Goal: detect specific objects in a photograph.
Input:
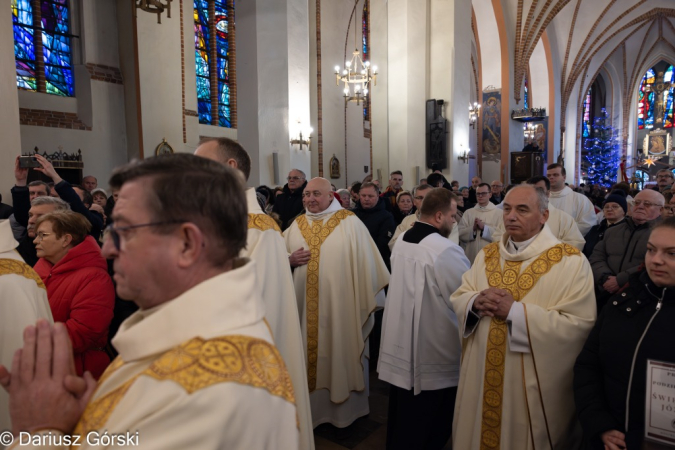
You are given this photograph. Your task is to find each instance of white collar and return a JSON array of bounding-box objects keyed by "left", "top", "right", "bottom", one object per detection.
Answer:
[
  {"left": 549, "top": 186, "right": 572, "bottom": 198},
  {"left": 505, "top": 232, "right": 540, "bottom": 255},
  {"left": 306, "top": 197, "right": 343, "bottom": 220}
]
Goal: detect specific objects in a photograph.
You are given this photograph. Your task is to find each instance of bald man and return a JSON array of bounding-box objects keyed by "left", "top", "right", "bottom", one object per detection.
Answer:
[
  {"left": 195, "top": 138, "right": 314, "bottom": 450},
  {"left": 589, "top": 189, "right": 665, "bottom": 310},
  {"left": 284, "top": 177, "right": 390, "bottom": 428}
]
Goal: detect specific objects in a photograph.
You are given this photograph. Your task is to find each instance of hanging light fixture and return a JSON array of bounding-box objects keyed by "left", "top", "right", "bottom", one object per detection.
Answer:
[
  {"left": 469, "top": 102, "right": 481, "bottom": 128},
  {"left": 335, "top": 0, "right": 377, "bottom": 105},
  {"left": 135, "top": 0, "right": 172, "bottom": 24}
]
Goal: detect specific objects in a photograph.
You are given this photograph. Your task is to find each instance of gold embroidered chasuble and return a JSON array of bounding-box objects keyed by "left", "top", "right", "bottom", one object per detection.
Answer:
[
  {"left": 284, "top": 208, "right": 390, "bottom": 404},
  {"left": 12, "top": 260, "right": 300, "bottom": 450},
  {"left": 242, "top": 188, "right": 314, "bottom": 450},
  {"left": 451, "top": 227, "right": 596, "bottom": 450},
  {"left": 0, "top": 220, "right": 53, "bottom": 439}
]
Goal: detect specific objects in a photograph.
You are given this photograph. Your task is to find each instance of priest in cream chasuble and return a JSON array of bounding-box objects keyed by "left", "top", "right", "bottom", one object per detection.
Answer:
[
  {"left": 451, "top": 186, "right": 596, "bottom": 450},
  {"left": 285, "top": 178, "right": 390, "bottom": 428}
]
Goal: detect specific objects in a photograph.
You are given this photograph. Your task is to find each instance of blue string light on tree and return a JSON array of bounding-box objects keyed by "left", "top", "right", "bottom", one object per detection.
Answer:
[{"left": 583, "top": 108, "right": 620, "bottom": 187}]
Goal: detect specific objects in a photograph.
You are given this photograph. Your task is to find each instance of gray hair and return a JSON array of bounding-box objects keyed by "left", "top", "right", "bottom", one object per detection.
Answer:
[
  {"left": 31, "top": 196, "right": 70, "bottom": 210},
  {"left": 507, "top": 184, "right": 548, "bottom": 213},
  {"left": 289, "top": 168, "right": 306, "bottom": 179},
  {"left": 413, "top": 184, "right": 432, "bottom": 196},
  {"left": 336, "top": 189, "right": 350, "bottom": 196}
]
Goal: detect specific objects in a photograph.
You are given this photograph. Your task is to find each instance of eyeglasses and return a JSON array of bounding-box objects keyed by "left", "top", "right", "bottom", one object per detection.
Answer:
[
  {"left": 413, "top": 196, "right": 424, "bottom": 200},
  {"left": 476, "top": 192, "right": 490, "bottom": 196},
  {"left": 35, "top": 232, "right": 52, "bottom": 242},
  {"left": 492, "top": 185, "right": 503, "bottom": 188},
  {"left": 106, "top": 220, "right": 186, "bottom": 251},
  {"left": 633, "top": 200, "right": 664, "bottom": 208},
  {"left": 656, "top": 175, "right": 674, "bottom": 179},
  {"left": 287, "top": 176, "right": 304, "bottom": 181}
]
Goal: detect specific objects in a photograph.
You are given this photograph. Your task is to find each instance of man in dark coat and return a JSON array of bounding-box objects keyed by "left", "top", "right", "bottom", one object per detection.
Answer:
[
  {"left": 0, "top": 194, "right": 12, "bottom": 220},
  {"left": 273, "top": 169, "right": 307, "bottom": 230},
  {"left": 353, "top": 182, "right": 396, "bottom": 271}
]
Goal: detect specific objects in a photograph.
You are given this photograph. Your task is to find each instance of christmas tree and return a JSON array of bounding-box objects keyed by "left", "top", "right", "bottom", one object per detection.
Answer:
[{"left": 583, "top": 108, "right": 620, "bottom": 187}]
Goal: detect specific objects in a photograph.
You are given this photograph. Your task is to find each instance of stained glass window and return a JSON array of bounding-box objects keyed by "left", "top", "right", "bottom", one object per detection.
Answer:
[
  {"left": 638, "top": 68, "right": 656, "bottom": 130},
  {"left": 663, "top": 65, "right": 674, "bottom": 129},
  {"left": 194, "top": 0, "right": 232, "bottom": 128},
  {"left": 582, "top": 88, "right": 591, "bottom": 138},
  {"left": 12, "top": 0, "right": 73, "bottom": 96},
  {"left": 362, "top": 0, "right": 369, "bottom": 122},
  {"left": 523, "top": 77, "right": 529, "bottom": 110}
]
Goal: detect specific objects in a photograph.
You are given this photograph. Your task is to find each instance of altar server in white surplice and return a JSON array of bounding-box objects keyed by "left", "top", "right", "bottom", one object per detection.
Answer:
[
  {"left": 459, "top": 183, "right": 502, "bottom": 264},
  {"left": 379, "top": 189, "right": 469, "bottom": 450},
  {"left": 285, "top": 177, "right": 390, "bottom": 429},
  {"left": 493, "top": 176, "right": 586, "bottom": 251},
  {"left": 0, "top": 219, "right": 52, "bottom": 445},
  {"left": 451, "top": 185, "right": 596, "bottom": 450},
  {"left": 547, "top": 163, "right": 597, "bottom": 236},
  {"left": 195, "top": 137, "right": 314, "bottom": 450},
  {"left": 1, "top": 155, "right": 298, "bottom": 449}
]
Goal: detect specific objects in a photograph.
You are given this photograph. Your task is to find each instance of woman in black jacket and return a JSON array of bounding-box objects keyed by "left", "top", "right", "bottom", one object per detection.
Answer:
[{"left": 574, "top": 217, "right": 675, "bottom": 450}]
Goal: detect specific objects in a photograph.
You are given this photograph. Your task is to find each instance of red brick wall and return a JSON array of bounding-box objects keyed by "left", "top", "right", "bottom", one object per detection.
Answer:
[
  {"left": 19, "top": 108, "right": 91, "bottom": 130},
  {"left": 85, "top": 63, "right": 124, "bottom": 84}
]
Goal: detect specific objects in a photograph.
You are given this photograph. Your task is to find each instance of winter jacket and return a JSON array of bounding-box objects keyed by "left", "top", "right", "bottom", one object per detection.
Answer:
[
  {"left": 589, "top": 217, "right": 659, "bottom": 288},
  {"left": 574, "top": 269, "right": 675, "bottom": 450},
  {"left": 582, "top": 218, "right": 624, "bottom": 259},
  {"left": 34, "top": 235, "right": 115, "bottom": 379},
  {"left": 273, "top": 181, "right": 307, "bottom": 231},
  {"left": 352, "top": 198, "right": 396, "bottom": 270}
]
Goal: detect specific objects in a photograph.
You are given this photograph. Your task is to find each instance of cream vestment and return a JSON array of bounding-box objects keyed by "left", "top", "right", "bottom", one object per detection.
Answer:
[
  {"left": 284, "top": 199, "right": 390, "bottom": 428},
  {"left": 243, "top": 188, "right": 314, "bottom": 450},
  {"left": 0, "top": 220, "right": 53, "bottom": 446},
  {"left": 549, "top": 186, "right": 597, "bottom": 236},
  {"left": 11, "top": 260, "right": 298, "bottom": 449},
  {"left": 458, "top": 202, "right": 503, "bottom": 264},
  {"left": 451, "top": 226, "right": 596, "bottom": 450}
]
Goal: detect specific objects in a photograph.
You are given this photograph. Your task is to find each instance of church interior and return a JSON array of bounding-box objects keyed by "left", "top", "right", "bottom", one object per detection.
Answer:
[
  {"left": 2, "top": 1, "right": 675, "bottom": 449},
  {"left": 2, "top": 0, "right": 675, "bottom": 198}
]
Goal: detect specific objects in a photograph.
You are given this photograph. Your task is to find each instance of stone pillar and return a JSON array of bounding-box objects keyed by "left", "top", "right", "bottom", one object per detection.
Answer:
[
  {"left": 236, "top": 0, "right": 311, "bottom": 186},
  {"left": 0, "top": 0, "right": 23, "bottom": 205}
]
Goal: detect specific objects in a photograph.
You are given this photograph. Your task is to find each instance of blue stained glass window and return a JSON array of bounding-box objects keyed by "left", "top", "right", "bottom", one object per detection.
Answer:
[
  {"left": 582, "top": 88, "right": 591, "bottom": 138},
  {"left": 362, "top": 0, "right": 369, "bottom": 122},
  {"left": 194, "top": 0, "right": 231, "bottom": 128},
  {"left": 664, "top": 65, "right": 674, "bottom": 129},
  {"left": 12, "top": 0, "right": 73, "bottom": 96},
  {"left": 524, "top": 77, "right": 529, "bottom": 110},
  {"left": 638, "top": 68, "right": 656, "bottom": 130}
]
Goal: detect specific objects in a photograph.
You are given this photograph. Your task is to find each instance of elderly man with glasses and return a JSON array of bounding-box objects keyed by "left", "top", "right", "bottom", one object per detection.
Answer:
[
  {"left": 489, "top": 180, "right": 504, "bottom": 205},
  {"left": 273, "top": 169, "right": 308, "bottom": 230},
  {"left": 589, "top": 189, "right": 665, "bottom": 311},
  {"left": 654, "top": 169, "right": 674, "bottom": 193}
]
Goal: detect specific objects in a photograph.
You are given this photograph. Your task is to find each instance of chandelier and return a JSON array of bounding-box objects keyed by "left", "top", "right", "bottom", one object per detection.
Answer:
[
  {"left": 335, "top": 0, "right": 377, "bottom": 105},
  {"left": 135, "top": 0, "right": 172, "bottom": 24},
  {"left": 469, "top": 102, "right": 481, "bottom": 128}
]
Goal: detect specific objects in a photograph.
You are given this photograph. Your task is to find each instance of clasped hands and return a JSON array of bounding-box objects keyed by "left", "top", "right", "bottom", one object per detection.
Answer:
[
  {"left": 0, "top": 320, "right": 96, "bottom": 438},
  {"left": 472, "top": 287, "right": 515, "bottom": 320},
  {"left": 473, "top": 218, "right": 485, "bottom": 232}
]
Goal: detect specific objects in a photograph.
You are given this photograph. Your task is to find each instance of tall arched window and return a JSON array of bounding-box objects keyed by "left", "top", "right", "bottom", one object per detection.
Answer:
[
  {"left": 12, "top": 0, "right": 74, "bottom": 97},
  {"left": 523, "top": 77, "right": 529, "bottom": 110},
  {"left": 663, "top": 65, "right": 674, "bottom": 128},
  {"left": 638, "top": 68, "right": 657, "bottom": 130},
  {"left": 362, "top": 0, "right": 370, "bottom": 122},
  {"left": 582, "top": 88, "right": 592, "bottom": 138},
  {"left": 194, "top": 0, "right": 233, "bottom": 128}
]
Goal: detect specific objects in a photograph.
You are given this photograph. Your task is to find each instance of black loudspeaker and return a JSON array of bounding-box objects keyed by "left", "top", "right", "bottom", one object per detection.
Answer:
[{"left": 511, "top": 152, "right": 545, "bottom": 184}]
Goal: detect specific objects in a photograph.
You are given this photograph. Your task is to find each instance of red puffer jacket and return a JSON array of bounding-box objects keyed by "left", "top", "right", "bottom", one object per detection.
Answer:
[{"left": 34, "top": 236, "right": 115, "bottom": 379}]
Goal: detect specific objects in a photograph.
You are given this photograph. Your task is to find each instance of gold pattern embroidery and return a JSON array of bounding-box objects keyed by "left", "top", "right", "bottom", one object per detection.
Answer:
[
  {"left": 478, "top": 242, "right": 579, "bottom": 450},
  {"left": 0, "top": 258, "right": 45, "bottom": 289},
  {"left": 248, "top": 213, "right": 282, "bottom": 234},
  {"left": 296, "top": 210, "right": 354, "bottom": 391},
  {"left": 73, "top": 335, "right": 295, "bottom": 437}
]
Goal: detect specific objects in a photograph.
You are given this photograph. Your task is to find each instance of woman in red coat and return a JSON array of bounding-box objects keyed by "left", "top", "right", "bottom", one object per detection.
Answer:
[{"left": 33, "top": 210, "right": 114, "bottom": 379}]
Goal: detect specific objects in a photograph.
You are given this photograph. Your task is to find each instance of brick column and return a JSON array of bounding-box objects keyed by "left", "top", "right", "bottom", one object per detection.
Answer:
[{"left": 32, "top": 0, "right": 46, "bottom": 93}]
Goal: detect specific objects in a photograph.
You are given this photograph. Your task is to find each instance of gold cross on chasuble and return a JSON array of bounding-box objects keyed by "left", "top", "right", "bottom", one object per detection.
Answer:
[
  {"left": 478, "top": 242, "right": 580, "bottom": 450},
  {"left": 296, "top": 210, "right": 354, "bottom": 391}
]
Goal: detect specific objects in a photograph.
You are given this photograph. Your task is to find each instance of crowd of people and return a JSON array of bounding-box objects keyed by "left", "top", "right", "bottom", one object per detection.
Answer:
[{"left": 0, "top": 142, "right": 673, "bottom": 450}]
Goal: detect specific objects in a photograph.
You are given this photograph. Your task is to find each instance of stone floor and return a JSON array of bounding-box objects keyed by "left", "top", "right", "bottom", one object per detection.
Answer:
[{"left": 313, "top": 370, "right": 452, "bottom": 450}]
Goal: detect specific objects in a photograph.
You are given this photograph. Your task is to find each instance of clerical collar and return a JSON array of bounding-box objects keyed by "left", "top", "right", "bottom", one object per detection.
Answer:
[
  {"left": 506, "top": 232, "right": 540, "bottom": 255},
  {"left": 306, "top": 197, "right": 343, "bottom": 219}
]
